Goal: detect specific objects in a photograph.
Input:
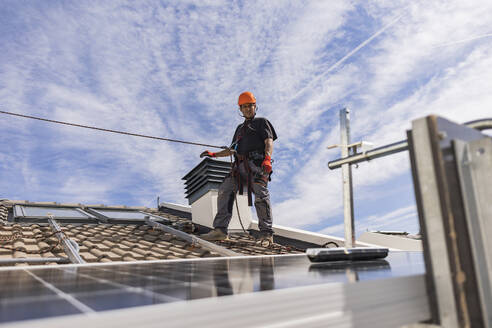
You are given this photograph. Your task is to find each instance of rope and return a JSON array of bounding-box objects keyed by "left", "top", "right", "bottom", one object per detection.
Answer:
[
  {"left": 0, "top": 110, "right": 226, "bottom": 149},
  {"left": 228, "top": 153, "right": 249, "bottom": 235},
  {"left": 227, "top": 153, "right": 276, "bottom": 246}
]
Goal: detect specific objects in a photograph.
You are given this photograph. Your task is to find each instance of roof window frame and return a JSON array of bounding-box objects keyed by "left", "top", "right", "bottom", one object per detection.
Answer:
[
  {"left": 13, "top": 205, "right": 97, "bottom": 223},
  {"left": 84, "top": 208, "right": 163, "bottom": 224}
]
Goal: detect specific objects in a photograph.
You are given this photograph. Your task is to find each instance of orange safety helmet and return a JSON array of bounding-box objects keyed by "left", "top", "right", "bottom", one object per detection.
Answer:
[{"left": 238, "top": 91, "right": 256, "bottom": 106}]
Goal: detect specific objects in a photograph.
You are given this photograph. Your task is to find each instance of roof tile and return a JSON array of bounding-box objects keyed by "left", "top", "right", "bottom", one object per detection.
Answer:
[
  {"left": 0, "top": 202, "right": 303, "bottom": 266},
  {"left": 23, "top": 238, "right": 37, "bottom": 245},
  {"left": 80, "top": 252, "right": 98, "bottom": 262},
  {"left": 13, "top": 250, "right": 27, "bottom": 258},
  {"left": 24, "top": 244, "right": 41, "bottom": 252},
  {"left": 126, "top": 251, "right": 145, "bottom": 261}
]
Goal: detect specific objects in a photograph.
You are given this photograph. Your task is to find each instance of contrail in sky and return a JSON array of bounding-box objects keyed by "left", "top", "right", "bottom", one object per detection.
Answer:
[
  {"left": 432, "top": 33, "right": 492, "bottom": 48},
  {"left": 289, "top": 13, "right": 404, "bottom": 102}
]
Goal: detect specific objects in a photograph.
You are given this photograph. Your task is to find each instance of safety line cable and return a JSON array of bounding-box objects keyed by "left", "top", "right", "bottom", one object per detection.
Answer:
[
  {"left": 0, "top": 110, "right": 226, "bottom": 149},
  {"left": 227, "top": 153, "right": 277, "bottom": 247},
  {"left": 228, "top": 153, "right": 248, "bottom": 236}
]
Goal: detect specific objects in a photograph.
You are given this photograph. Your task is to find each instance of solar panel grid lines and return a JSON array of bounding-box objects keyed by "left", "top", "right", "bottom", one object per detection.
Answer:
[
  {"left": 57, "top": 267, "right": 182, "bottom": 304},
  {"left": 0, "top": 276, "right": 429, "bottom": 328},
  {"left": 0, "top": 270, "right": 84, "bottom": 322},
  {"left": 23, "top": 270, "right": 95, "bottom": 314},
  {"left": 0, "top": 253, "right": 426, "bottom": 326}
]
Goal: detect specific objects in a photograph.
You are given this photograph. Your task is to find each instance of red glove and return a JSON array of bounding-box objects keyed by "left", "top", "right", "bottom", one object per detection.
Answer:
[
  {"left": 200, "top": 150, "right": 216, "bottom": 158},
  {"left": 261, "top": 155, "right": 272, "bottom": 173}
]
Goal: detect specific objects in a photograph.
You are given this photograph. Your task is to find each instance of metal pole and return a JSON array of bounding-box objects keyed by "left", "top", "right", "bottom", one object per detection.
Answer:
[
  {"left": 328, "top": 140, "right": 408, "bottom": 169},
  {"left": 327, "top": 118, "right": 492, "bottom": 170},
  {"left": 0, "top": 257, "right": 70, "bottom": 265},
  {"left": 48, "top": 217, "right": 85, "bottom": 264},
  {"left": 144, "top": 217, "right": 243, "bottom": 257},
  {"left": 340, "top": 108, "right": 355, "bottom": 248}
]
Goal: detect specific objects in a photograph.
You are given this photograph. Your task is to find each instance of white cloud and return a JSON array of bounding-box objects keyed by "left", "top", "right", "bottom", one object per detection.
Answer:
[
  {"left": 0, "top": 1, "right": 490, "bottom": 238},
  {"left": 318, "top": 205, "right": 418, "bottom": 237},
  {"left": 272, "top": 0, "right": 492, "bottom": 232}
]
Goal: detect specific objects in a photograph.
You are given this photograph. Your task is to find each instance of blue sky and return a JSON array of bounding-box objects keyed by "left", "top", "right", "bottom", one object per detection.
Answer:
[{"left": 1, "top": 1, "right": 491, "bottom": 238}]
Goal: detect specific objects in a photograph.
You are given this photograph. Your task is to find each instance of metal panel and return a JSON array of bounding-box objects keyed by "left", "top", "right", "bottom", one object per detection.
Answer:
[
  {"left": 144, "top": 217, "right": 241, "bottom": 257},
  {"left": 0, "top": 257, "right": 70, "bottom": 264},
  {"left": 2, "top": 273, "right": 429, "bottom": 328},
  {"left": 408, "top": 115, "right": 490, "bottom": 327},
  {"left": 455, "top": 138, "right": 492, "bottom": 328},
  {"left": 0, "top": 253, "right": 426, "bottom": 326},
  {"left": 408, "top": 116, "right": 459, "bottom": 327},
  {"left": 48, "top": 218, "right": 85, "bottom": 264}
]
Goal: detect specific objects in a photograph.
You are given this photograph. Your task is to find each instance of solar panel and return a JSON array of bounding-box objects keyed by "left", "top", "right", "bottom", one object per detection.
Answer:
[{"left": 0, "top": 252, "right": 424, "bottom": 324}]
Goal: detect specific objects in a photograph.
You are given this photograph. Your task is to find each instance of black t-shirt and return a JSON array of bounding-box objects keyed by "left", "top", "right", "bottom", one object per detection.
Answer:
[{"left": 230, "top": 117, "right": 277, "bottom": 155}]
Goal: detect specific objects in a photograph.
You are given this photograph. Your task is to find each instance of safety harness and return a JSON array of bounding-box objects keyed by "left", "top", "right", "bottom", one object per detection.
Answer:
[{"left": 230, "top": 121, "right": 271, "bottom": 206}]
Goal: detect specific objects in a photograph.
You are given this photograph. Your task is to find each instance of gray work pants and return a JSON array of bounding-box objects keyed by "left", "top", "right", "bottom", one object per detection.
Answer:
[{"left": 213, "top": 160, "right": 273, "bottom": 234}]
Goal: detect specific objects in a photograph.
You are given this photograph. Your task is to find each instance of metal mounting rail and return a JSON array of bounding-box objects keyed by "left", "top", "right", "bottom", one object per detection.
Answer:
[
  {"left": 328, "top": 118, "right": 492, "bottom": 169},
  {"left": 144, "top": 217, "right": 243, "bottom": 257},
  {"left": 48, "top": 217, "right": 85, "bottom": 264},
  {"left": 0, "top": 257, "right": 70, "bottom": 265}
]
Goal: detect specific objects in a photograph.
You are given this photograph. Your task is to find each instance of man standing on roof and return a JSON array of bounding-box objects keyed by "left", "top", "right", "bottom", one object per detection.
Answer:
[{"left": 199, "top": 91, "right": 277, "bottom": 243}]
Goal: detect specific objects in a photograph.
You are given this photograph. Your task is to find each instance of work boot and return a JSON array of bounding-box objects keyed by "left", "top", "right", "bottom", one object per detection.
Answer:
[
  {"left": 200, "top": 228, "right": 227, "bottom": 241},
  {"left": 258, "top": 231, "right": 274, "bottom": 246}
]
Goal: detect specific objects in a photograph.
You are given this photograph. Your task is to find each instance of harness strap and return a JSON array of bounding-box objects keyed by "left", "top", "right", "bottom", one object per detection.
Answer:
[
  {"left": 233, "top": 155, "right": 254, "bottom": 207},
  {"left": 243, "top": 159, "right": 253, "bottom": 207}
]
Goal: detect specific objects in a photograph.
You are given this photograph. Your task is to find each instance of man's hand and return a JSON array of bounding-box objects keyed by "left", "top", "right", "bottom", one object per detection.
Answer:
[
  {"left": 200, "top": 150, "right": 216, "bottom": 158},
  {"left": 261, "top": 155, "right": 272, "bottom": 173}
]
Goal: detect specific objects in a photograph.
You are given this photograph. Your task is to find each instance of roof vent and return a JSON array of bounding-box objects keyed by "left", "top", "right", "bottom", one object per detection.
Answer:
[{"left": 182, "top": 158, "right": 251, "bottom": 231}]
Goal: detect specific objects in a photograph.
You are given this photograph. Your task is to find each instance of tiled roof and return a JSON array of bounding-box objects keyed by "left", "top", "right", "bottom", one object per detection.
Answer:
[
  {"left": 0, "top": 201, "right": 301, "bottom": 266},
  {"left": 0, "top": 222, "right": 221, "bottom": 265},
  {"left": 0, "top": 203, "right": 8, "bottom": 225}
]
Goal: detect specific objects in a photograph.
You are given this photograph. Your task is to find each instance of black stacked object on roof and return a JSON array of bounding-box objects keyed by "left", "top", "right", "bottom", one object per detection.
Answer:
[{"left": 182, "top": 158, "right": 232, "bottom": 205}]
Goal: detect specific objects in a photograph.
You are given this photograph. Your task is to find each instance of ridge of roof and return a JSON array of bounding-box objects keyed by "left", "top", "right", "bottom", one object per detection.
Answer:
[{"left": 2, "top": 200, "right": 155, "bottom": 211}]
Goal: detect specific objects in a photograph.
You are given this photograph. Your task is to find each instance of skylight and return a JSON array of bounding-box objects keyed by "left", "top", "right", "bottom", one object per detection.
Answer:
[
  {"left": 14, "top": 205, "right": 95, "bottom": 222},
  {"left": 88, "top": 209, "right": 154, "bottom": 221}
]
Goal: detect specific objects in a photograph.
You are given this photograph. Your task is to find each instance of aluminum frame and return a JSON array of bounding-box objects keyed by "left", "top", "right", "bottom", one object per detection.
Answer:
[
  {"left": 328, "top": 118, "right": 492, "bottom": 170},
  {"left": 48, "top": 217, "right": 85, "bottom": 264},
  {"left": 454, "top": 138, "right": 492, "bottom": 328},
  {"left": 408, "top": 115, "right": 491, "bottom": 327},
  {"left": 144, "top": 216, "right": 242, "bottom": 257}
]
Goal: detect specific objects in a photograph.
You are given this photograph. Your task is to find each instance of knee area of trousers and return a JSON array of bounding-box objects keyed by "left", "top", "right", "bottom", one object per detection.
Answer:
[{"left": 254, "top": 196, "right": 269, "bottom": 204}]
